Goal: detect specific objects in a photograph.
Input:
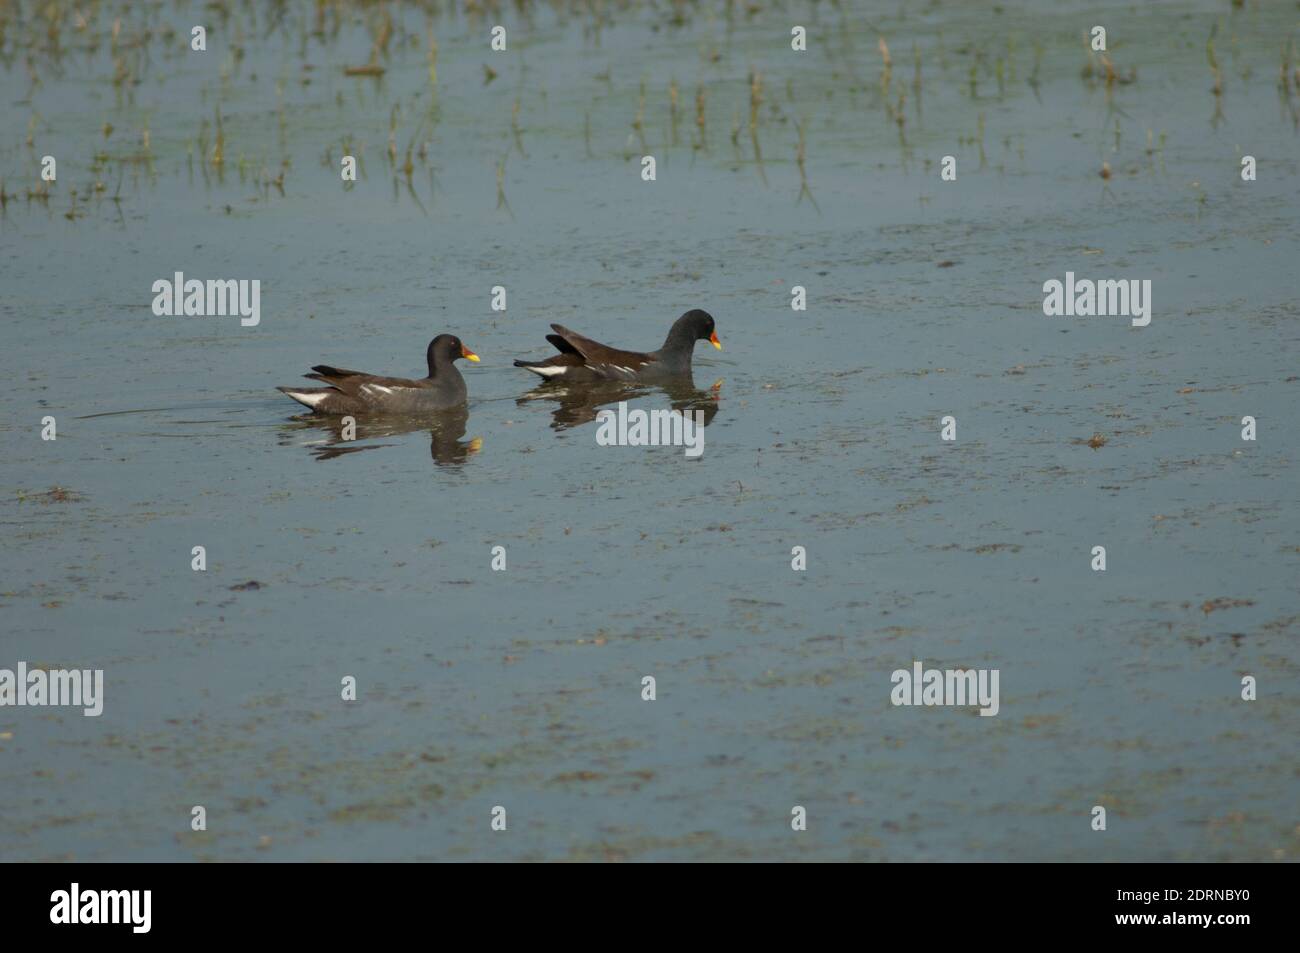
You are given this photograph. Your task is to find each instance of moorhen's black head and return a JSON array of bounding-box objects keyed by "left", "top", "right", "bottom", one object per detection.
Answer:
[
  {"left": 427, "top": 334, "right": 480, "bottom": 374},
  {"left": 670, "top": 309, "right": 722, "bottom": 351}
]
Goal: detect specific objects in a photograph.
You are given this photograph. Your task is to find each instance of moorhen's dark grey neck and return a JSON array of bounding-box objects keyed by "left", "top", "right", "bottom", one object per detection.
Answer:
[
  {"left": 427, "top": 357, "right": 465, "bottom": 389},
  {"left": 655, "top": 312, "right": 708, "bottom": 372}
]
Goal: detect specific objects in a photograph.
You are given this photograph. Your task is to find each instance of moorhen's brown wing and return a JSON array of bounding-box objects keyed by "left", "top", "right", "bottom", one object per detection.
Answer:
[
  {"left": 548, "top": 324, "right": 659, "bottom": 380},
  {"left": 303, "top": 369, "right": 424, "bottom": 396}
]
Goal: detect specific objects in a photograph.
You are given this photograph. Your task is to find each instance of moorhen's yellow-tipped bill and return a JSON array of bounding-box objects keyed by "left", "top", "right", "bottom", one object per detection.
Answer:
[
  {"left": 513, "top": 308, "right": 720, "bottom": 383},
  {"left": 461, "top": 343, "right": 481, "bottom": 362}
]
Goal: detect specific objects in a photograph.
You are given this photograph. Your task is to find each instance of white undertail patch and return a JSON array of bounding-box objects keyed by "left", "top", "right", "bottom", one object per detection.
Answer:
[
  {"left": 525, "top": 364, "right": 566, "bottom": 378},
  {"left": 285, "top": 390, "right": 329, "bottom": 409}
]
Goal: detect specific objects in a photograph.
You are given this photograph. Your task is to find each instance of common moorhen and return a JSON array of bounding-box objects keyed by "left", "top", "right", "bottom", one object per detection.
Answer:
[
  {"left": 278, "top": 334, "right": 479, "bottom": 415},
  {"left": 513, "top": 309, "right": 720, "bottom": 383}
]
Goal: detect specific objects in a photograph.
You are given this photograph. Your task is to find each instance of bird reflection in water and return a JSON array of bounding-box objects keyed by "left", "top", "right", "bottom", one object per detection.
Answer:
[
  {"left": 516, "top": 378, "right": 722, "bottom": 431},
  {"left": 280, "top": 406, "right": 482, "bottom": 467}
]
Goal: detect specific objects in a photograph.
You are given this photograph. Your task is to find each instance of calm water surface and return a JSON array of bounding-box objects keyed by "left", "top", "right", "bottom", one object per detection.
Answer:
[{"left": 1, "top": 0, "right": 1297, "bottom": 861}]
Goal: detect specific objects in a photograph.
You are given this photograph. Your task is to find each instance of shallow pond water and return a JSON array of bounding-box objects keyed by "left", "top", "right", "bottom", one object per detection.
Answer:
[{"left": 1, "top": 0, "right": 1297, "bottom": 861}]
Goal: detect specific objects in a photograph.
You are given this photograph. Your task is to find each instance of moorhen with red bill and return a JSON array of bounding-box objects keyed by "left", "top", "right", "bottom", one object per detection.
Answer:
[
  {"left": 278, "top": 334, "right": 479, "bottom": 415},
  {"left": 513, "top": 309, "right": 721, "bottom": 383}
]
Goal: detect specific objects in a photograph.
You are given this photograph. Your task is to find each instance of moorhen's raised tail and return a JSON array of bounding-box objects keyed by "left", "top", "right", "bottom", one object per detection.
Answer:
[
  {"left": 513, "top": 308, "right": 720, "bottom": 383},
  {"left": 278, "top": 333, "right": 479, "bottom": 415}
]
